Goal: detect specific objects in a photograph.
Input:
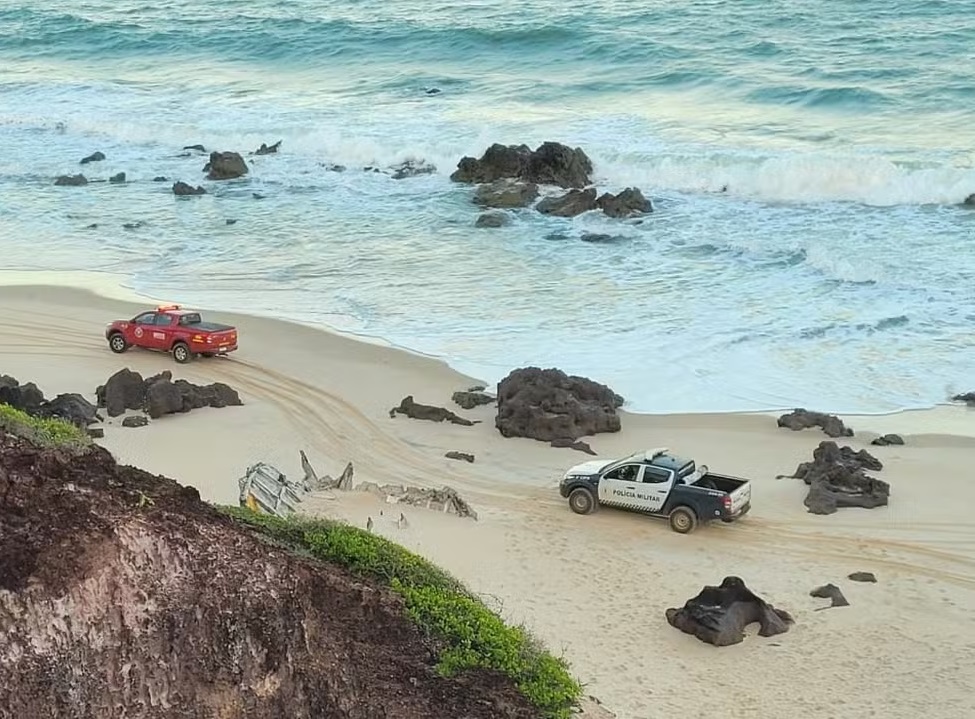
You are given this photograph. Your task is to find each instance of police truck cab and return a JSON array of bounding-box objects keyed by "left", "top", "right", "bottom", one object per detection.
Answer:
[{"left": 558, "top": 448, "right": 752, "bottom": 533}]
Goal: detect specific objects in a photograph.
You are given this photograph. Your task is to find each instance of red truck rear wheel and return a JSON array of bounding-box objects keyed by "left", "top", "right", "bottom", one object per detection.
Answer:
[{"left": 172, "top": 342, "right": 191, "bottom": 364}]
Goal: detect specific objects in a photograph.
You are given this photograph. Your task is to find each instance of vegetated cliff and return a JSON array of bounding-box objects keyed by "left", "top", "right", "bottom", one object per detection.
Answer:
[{"left": 0, "top": 406, "right": 581, "bottom": 719}]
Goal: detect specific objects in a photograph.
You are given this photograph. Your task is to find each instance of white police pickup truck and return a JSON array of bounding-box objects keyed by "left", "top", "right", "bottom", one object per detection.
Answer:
[{"left": 558, "top": 448, "right": 752, "bottom": 533}]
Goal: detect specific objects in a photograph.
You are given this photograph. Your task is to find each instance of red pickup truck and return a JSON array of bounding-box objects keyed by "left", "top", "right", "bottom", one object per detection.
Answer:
[{"left": 105, "top": 305, "right": 238, "bottom": 363}]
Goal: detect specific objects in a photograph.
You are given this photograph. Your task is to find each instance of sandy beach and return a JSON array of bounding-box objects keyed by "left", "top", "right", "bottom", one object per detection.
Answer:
[{"left": 2, "top": 275, "right": 974, "bottom": 719}]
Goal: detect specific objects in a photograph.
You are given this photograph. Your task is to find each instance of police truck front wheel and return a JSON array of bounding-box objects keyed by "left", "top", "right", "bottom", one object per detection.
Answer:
[
  {"left": 172, "top": 342, "right": 191, "bottom": 364},
  {"left": 568, "top": 488, "right": 597, "bottom": 515},
  {"left": 669, "top": 506, "right": 698, "bottom": 534}
]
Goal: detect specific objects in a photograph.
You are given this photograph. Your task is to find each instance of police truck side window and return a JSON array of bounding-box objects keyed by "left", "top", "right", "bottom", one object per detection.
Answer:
[{"left": 643, "top": 467, "right": 670, "bottom": 484}]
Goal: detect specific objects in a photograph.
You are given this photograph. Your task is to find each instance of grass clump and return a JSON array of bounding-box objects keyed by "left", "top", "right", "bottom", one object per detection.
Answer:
[
  {"left": 0, "top": 403, "right": 90, "bottom": 450},
  {"left": 222, "top": 507, "right": 582, "bottom": 718}
]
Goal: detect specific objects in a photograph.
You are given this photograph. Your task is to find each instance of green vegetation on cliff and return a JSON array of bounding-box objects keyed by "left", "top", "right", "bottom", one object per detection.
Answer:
[
  {"left": 223, "top": 508, "right": 583, "bottom": 719},
  {"left": 0, "top": 404, "right": 90, "bottom": 450}
]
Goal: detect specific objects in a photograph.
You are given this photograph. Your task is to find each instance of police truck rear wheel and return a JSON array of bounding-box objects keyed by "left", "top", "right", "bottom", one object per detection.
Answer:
[
  {"left": 172, "top": 342, "right": 191, "bottom": 364},
  {"left": 108, "top": 333, "right": 128, "bottom": 354},
  {"left": 669, "top": 506, "right": 697, "bottom": 534},
  {"left": 568, "top": 488, "right": 596, "bottom": 515}
]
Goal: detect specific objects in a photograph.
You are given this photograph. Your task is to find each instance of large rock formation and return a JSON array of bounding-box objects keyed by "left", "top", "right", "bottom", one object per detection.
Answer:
[
  {"left": 536, "top": 188, "right": 598, "bottom": 217},
  {"left": 665, "top": 576, "right": 794, "bottom": 646},
  {"left": 0, "top": 432, "right": 534, "bottom": 718},
  {"left": 596, "top": 188, "right": 652, "bottom": 217},
  {"left": 790, "top": 440, "right": 889, "bottom": 515},
  {"left": 473, "top": 179, "right": 539, "bottom": 208},
  {"left": 777, "top": 408, "right": 853, "bottom": 438},
  {"left": 951, "top": 391, "right": 975, "bottom": 405},
  {"left": 451, "top": 142, "right": 593, "bottom": 189},
  {"left": 204, "top": 150, "right": 248, "bottom": 180},
  {"left": 495, "top": 367, "right": 623, "bottom": 442},
  {"left": 96, "top": 368, "right": 242, "bottom": 419}
]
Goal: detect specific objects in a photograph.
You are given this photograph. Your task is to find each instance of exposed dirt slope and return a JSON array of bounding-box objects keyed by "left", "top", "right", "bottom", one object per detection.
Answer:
[{"left": 0, "top": 432, "right": 537, "bottom": 719}]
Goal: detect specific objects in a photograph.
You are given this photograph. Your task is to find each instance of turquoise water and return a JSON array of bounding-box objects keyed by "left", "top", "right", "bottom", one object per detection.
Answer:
[{"left": 2, "top": 0, "right": 974, "bottom": 413}]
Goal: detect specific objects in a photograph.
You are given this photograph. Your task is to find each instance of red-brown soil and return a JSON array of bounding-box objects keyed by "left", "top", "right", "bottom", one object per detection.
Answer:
[{"left": 0, "top": 432, "right": 538, "bottom": 719}]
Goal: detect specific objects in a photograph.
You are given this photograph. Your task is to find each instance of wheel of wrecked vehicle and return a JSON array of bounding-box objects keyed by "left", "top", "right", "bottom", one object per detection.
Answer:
[
  {"left": 108, "top": 332, "right": 129, "bottom": 354},
  {"left": 568, "top": 487, "right": 597, "bottom": 515},
  {"left": 669, "top": 506, "right": 697, "bottom": 534},
  {"left": 172, "top": 342, "right": 191, "bottom": 364}
]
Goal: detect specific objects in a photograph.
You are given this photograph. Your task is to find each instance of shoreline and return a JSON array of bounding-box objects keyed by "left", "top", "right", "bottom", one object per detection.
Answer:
[
  {"left": 2, "top": 269, "right": 972, "bottom": 435},
  {"left": 3, "top": 274, "right": 975, "bottom": 719}
]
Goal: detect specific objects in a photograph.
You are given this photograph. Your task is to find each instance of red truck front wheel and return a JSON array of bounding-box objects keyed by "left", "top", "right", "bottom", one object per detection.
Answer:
[{"left": 108, "top": 332, "right": 128, "bottom": 354}]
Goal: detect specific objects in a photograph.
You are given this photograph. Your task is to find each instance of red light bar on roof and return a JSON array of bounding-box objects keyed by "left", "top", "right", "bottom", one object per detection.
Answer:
[{"left": 156, "top": 304, "right": 181, "bottom": 312}]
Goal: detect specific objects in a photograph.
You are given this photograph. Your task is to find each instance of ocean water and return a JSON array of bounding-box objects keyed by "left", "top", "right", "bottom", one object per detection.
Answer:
[{"left": 1, "top": 0, "right": 974, "bottom": 414}]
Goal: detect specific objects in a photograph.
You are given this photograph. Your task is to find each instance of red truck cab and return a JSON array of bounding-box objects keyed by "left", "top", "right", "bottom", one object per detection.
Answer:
[{"left": 105, "top": 305, "right": 238, "bottom": 363}]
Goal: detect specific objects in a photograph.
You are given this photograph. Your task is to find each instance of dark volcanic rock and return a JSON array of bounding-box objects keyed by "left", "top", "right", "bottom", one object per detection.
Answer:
[
  {"left": 450, "top": 141, "right": 592, "bottom": 189},
  {"left": 97, "top": 368, "right": 146, "bottom": 417},
  {"left": 109, "top": 172, "right": 126, "bottom": 184},
  {"left": 54, "top": 174, "right": 88, "bottom": 187},
  {"left": 145, "top": 377, "right": 243, "bottom": 419},
  {"left": 536, "top": 188, "right": 598, "bottom": 217},
  {"left": 475, "top": 211, "right": 512, "bottom": 228},
  {"left": 183, "top": 144, "right": 206, "bottom": 152},
  {"left": 810, "top": 583, "right": 849, "bottom": 609},
  {"left": 391, "top": 159, "right": 436, "bottom": 179},
  {"left": 86, "top": 427, "right": 105, "bottom": 439},
  {"left": 153, "top": 176, "right": 169, "bottom": 182},
  {"left": 473, "top": 179, "right": 539, "bottom": 208},
  {"left": 951, "top": 391, "right": 975, "bottom": 405},
  {"left": 122, "top": 415, "right": 149, "bottom": 428},
  {"left": 451, "top": 390, "right": 495, "bottom": 410},
  {"left": 205, "top": 151, "right": 248, "bottom": 180},
  {"left": 254, "top": 140, "right": 282, "bottom": 155},
  {"left": 791, "top": 440, "right": 889, "bottom": 515},
  {"left": 963, "top": 193, "right": 975, "bottom": 206},
  {"left": 97, "top": 369, "right": 242, "bottom": 419},
  {"left": 390, "top": 396, "right": 475, "bottom": 426},
  {"left": 0, "top": 375, "right": 45, "bottom": 414},
  {"left": 0, "top": 432, "right": 538, "bottom": 719},
  {"left": 871, "top": 433, "right": 904, "bottom": 446},
  {"left": 173, "top": 181, "right": 207, "bottom": 196},
  {"left": 848, "top": 571, "right": 877, "bottom": 583},
  {"left": 35, "top": 393, "right": 99, "bottom": 427},
  {"left": 495, "top": 367, "right": 623, "bottom": 443},
  {"left": 665, "top": 576, "right": 794, "bottom": 647},
  {"left": 0, "top": 377, "right": 97, "bottom": 428},
  {"left": 777, "top": 408, "right": 853, "bottom": 438},
  {"left": 445, "top": 451, "right": 475, "bottom": 463},
  {"left": 80, "top": 151, "right": 105, "bottom": 165},
  {"left": 596, "top": 187, "right": 652, "bottom": 218},
  {"left": 173, "top": 180, "right": 207, "bottom": 197},
  {"left": 550, "top": 438, "right": 596, "bottom": 455}
]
